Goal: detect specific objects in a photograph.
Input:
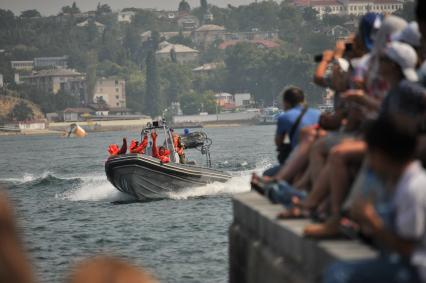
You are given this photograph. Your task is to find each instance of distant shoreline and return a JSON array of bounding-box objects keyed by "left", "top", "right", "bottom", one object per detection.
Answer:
[{"left": 0, "top": 120, "right": 264, "bottom": 137}]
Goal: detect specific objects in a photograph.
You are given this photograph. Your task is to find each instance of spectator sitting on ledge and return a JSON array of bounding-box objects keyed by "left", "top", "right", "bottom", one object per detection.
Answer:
[
  {"left": 324, "top": 116, "right": 426, "bottom": 283},
  {"left": 263, "top": 86, "right": 320, "bottom": 177}
]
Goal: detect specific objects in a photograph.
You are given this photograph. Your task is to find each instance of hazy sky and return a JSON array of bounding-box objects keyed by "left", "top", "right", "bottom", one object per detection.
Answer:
[{"left": 0, "top": 0, "right": 256, "bottom": 16}]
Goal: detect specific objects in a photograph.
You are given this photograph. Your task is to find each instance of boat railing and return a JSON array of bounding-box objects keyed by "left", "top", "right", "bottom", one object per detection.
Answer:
[{"left": 142, "top": 120, "right": 214, "bottom": 167}]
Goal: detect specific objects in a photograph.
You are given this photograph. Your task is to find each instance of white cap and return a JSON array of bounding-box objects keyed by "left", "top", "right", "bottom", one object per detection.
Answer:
[
  {"left": 391, "top": 22, "right": 421, "bottom": 48},
  {"left": 384, "top": 41, "right": 419, "bottom": 82},
  {"left": 336, "top": 58, "right": 350, "bottom": 72}
]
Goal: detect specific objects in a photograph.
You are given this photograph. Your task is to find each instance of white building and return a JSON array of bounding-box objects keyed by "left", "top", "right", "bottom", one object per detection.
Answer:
[
  {"left": 76, "top": 19, "right": 105, "bottom": 32},
  {"left": 155, "top": 44, "right": 199, "bottom": 64},
  {"left": 23, "top": 68, "right": 86, "bottom": 98},
  {"left": 177, "top": 15, "right": 200, "bottom": 30},
  {"left": 0, "top": 74, "right": 3, "bottom": 87},
  {"left": 93, "top": 78, "right": 126, "bottom": 108},
  {"left": 6, "top": 121, "right": 46, "bottom": 130},
  {"left": 215, "top": 92, "right": 234, "bottom": 108},
  {"left": 11, "top": 61, "right": 34, "bottom": 71},
  {"left": 193, "top": 25, "right": 226, "bottom": 48},
  {"left": 296, "top": 0, "right": 404, "bottom": 19},
  {"left": 118, "top": 11, "right": 135, "bottom": 23},
  {"left": 234, "top": 93, "right": 253, "bottom": 108},
  {"left": 34, "top": 56, "right": 68, "bottom": 69}
]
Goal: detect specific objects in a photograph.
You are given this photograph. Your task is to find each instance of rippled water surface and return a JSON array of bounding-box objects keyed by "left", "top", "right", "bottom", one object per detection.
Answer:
[{"left": 0, "top": 126, "right": 275, "bottom": 282}]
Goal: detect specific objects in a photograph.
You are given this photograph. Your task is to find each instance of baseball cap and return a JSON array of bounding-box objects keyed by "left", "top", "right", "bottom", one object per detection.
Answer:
[
  {"left": 391, "top": 21, "right": 421, "bottom": 48},
  {"left": 384, "top": 41, "right": 419, "bottom": 82},
  {"left": 359, "top": 13, "right": 384, "bottom": 51}
]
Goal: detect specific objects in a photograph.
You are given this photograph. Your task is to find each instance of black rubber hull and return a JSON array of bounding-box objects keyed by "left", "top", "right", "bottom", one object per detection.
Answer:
[{"left": 105, "top": 154, "right": 231, "bottom": 200}]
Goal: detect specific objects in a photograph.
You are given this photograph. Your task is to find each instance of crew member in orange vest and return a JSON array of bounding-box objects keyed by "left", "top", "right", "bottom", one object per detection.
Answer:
[
  {"left": 108, "top": 138, "right": 127, "bottom": 156},
  {"left": 151, "top": 131, "right": 170, "bottom": 163},
  {"left": 130, "top": 133, "right": 149, "bottom": 154},
  {"left": 172, "top": 132, "right": 185, "bottom": 163}
]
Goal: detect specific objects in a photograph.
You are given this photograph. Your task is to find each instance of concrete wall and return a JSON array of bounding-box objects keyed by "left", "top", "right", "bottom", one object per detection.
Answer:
[
  {"left": 49, "top": 118, "right": 152, "bottom": 131},
  {"left": 229, "top": 192, "right": 378, "bottom": 283},
  {"left": 173, "top": 112, "right": 259, "bottom": 123}
]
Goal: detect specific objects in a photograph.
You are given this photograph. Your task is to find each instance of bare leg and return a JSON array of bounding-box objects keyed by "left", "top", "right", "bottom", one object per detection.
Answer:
[
  {"left": 328, "top": 140, "right": 366, "bottom": 216},
  {"left": 308, "top": 137, "right": 329, "bottom": 185},
  {"left": 302, "top": 161, "right": 331, "bottom": 209},
  {"left": 275, "top": 126, "right": 323, "bottom": 182},
  {"left": 304, "top": 140, "right": 366, "bottom": 238}
]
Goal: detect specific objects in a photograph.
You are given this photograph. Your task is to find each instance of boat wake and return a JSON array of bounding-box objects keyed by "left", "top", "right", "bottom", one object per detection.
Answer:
[
  {"left": 166, "top": 171, "right": 252, "bottom": 200},
  {"left": 167, "top": 159, "right": 272, "bottom": 200},
  {"left": 56, "top": 175, "right": 133, "bottom": 202},
  {"left": 1, "top": 158, "right": 273, "bottom": 202}
]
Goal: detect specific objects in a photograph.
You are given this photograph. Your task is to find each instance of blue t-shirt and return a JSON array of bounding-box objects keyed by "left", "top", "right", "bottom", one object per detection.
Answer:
[{"left": 276, "top": 105, "right": 321, "bottom": 148}]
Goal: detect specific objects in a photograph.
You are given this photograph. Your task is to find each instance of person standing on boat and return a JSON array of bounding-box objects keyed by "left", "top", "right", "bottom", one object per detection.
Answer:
[
  {"left": 108, "top": 138, "right": 128, "bottom": 156},
  {"left": 130, "top": 133, "right": 149, "bottom": 154},
  {"left": 172, "top": 132, "right": 185, "bottom": 163},
  {"left": 151, "top": 130, "right": 171, "bottom": 163}
]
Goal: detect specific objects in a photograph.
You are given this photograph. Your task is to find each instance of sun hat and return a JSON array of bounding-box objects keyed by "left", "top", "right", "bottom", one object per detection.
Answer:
[
  {"left": 384, "top": 41, "right": 419, "bottom": 82},
  {"left": 391, "top": 21, "right": 421, "bottom": 48}
]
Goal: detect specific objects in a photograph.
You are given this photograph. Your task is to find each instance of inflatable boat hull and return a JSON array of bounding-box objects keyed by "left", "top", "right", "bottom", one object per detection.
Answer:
[{"left": 105, "top": 154, "right": 231, "bottom": 200}]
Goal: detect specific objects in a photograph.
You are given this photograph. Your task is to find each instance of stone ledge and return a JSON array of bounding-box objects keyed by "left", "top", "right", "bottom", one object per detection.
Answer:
[{"left": 229, "top": 192, "right": 378, "bottom": 283}]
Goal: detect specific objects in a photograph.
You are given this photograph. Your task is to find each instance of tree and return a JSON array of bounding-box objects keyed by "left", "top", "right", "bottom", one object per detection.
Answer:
[
  {"left": 10, "top": 101, "right": 33, "bottom": 121},
  {"left": 20, "top": 9, "right": 41, "bottom": 18},
  {"left": 61, "top": 2, "right": 80, "bottom": 14},
  {"left": 180, "top": 92, "right": 201, "bottom": 115},
  {"left": 159, "top": 62, "right": 192, "bottom": 104},
  {"left": 96, "top": 3, "right": 112, "bottom": 15},
  {"left": 85, "top": 50, "right": 98, "bottom": 104},
  {"left": 200, "top": 90, "right": 217, "bottom": 114},
  {"left": 126, "top": 71, "right": 145, "bottom": 113},
  {"left": 71, "top": 2, "right": 80, "bottom": 13},
  {"left": 53, "top": 90, "right": 80, "bottom": 111},
  {"left": 145, "top": 51, "right": 161, "bottom": 117},
  {"left": 178, "top": 0, "right": 191, "bottom": 14},
  {"left": 168, "top": 30, "right": 194, "bottom": 47},
  {"left": 0, "top": 9, "right": 16, "bottom": 30},
  {"left": 95, "top": 96, "right": 108, "bottom": 108},
  {"left": 302, "top": 7, "right": 318, "bottom": 22},
  {"left": 180, "top": 91, "right": 217, "bottom": 115},
  {"left": 201, "top": 0, "right": 208, "bottom": 14},
  {"left": 123, "top": 25, "right": 143, "bottom": 62}
]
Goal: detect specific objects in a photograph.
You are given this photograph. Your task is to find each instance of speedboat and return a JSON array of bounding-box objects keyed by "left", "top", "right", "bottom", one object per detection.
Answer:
[
  {"left": 258, "top": 107, "right": 281, "bottom": 125},
  {"left": 105, "top": 120, "right": 231, "bottom": 201}
]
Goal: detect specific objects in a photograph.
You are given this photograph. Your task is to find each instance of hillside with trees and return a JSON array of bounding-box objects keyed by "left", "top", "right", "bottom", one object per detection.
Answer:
[{"left": 0, "top": 0, "right": 407, "bottom": 119}]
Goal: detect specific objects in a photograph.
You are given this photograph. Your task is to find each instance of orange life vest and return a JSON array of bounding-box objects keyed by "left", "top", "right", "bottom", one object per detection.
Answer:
[{"left": 108, "top": 144, "right": 119, "bottom": 156}]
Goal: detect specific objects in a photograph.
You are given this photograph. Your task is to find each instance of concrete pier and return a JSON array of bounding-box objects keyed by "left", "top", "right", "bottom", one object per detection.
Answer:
[{"left": 229, "top": 192, "right": 378, "bottom": 283}]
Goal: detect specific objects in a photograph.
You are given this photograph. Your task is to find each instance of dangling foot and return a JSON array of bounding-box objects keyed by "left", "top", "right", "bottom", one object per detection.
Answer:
[
  {"left": 303, "top": 217, "right": 341, "bottom": 238},
  {"left": 251, "top": 173, "right": 267, "bottom": 195},
  {"left": 276, "top": 196, "right": 310, "bottom": 219}
]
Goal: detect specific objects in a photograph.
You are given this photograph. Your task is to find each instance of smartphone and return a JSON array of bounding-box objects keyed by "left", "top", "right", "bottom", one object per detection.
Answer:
[{"left": 314, "top": 54, "right": 323, "bottom": 63}]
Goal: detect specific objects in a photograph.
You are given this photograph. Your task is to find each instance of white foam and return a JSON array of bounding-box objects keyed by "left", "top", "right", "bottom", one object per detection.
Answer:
[
  {"left": 56, "top": 174, "right": 133, "bottom": 202},
  {"left": 167, "top": 160, "right": 272, "bottom": 200},
  {"left": 0, "top": 171, "right": 53, "bottom": 184},
  {"left": 57, "top": 158, "right": 274, "bottom": 202}
]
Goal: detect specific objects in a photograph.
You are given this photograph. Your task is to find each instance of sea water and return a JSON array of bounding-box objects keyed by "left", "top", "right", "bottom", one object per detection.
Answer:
[{"left": 0, "top": 125, "right": 276, "bottom": 283}]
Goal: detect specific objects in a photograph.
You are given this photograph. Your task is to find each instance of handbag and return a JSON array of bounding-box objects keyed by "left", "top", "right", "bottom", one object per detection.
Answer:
[{"left": 277, "top": 106, "right": 308, "bottom": 164}]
